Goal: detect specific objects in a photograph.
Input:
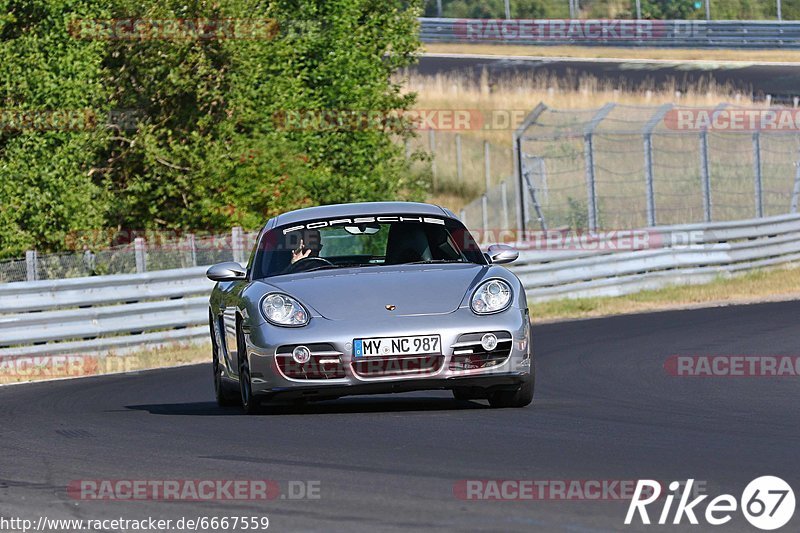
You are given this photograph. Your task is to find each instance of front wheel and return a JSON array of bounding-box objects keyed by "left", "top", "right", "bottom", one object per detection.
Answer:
[
  {"left": 237, "top": 325, "right": 260, "bottom": 415},
  {"left": 488, "top": 374, "right": 534, "bottom": 409},
  {"left": 210, "top": 312, "right": 240, "bottom": 407}
]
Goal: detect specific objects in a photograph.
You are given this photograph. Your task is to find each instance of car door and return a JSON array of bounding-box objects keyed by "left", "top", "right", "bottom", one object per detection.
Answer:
[{"left": 217, "top": 280, "right": 248, "bottom": 380}]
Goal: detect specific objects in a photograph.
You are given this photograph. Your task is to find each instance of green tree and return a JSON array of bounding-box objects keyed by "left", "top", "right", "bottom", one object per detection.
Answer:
[
  {"left": 0, "top": 0, "right": 425, "bottom": 258},
  {"left": 0, "top": 0, "right": 112, "bottom": 258}
]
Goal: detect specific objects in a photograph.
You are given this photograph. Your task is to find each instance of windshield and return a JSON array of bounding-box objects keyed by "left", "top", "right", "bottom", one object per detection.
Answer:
[{"left": 250, "top": 216, "right": 486, "bottom": 278}]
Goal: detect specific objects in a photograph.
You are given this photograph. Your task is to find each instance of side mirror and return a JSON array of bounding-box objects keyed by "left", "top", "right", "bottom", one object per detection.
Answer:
[
  {"left": 206, "top": 262, "right": 246, "bottom": 282},
  {"left": 486, "top": 244, "right": 519, "bottom": 265}
]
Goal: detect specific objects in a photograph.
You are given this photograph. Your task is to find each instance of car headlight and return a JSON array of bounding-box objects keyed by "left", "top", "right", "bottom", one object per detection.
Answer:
[
  {"left": 471, "top": 279, "right": 513, "bottom": 315},
  {"left": 261, "top": 293, "right": 309, "bottom": 327}
]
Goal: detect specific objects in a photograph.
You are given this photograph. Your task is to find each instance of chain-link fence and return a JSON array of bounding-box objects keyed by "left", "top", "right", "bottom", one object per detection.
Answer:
[
  {"left": 458, "top": 102, "right": 800, "bottom": 237},
  {"left": 523, "top": 103, "right": 800, "bottom": 230},
  {"left": 0, "top": 228, "right": 260, "bottom": 284}
]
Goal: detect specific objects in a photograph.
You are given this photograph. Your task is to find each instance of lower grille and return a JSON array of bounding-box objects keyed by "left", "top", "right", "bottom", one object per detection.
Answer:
[
  {"left": 449, "top": 331, "right": 513, "bottom": 371},
  {"left": 275, "top": 343, "right": 346, "bottom": 380},
  {"left": 352, "top": 355, "right": 444, "bottom": 378}
]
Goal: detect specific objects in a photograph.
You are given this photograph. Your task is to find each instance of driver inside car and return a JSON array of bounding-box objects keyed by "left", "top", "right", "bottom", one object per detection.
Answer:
[{"left": 289, "top": 229, "right": 324, "bottom": 265}]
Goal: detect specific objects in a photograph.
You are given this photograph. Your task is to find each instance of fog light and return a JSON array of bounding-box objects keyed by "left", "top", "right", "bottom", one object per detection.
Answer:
[
  {"left": 481, "top": 333, "right": 498, "bottom": 352},
  {"left": 292, "top": 345, "right": 311, "bottom": 364}
]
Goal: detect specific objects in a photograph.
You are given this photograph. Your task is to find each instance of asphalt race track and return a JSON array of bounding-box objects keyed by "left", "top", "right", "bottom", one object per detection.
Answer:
[
  {"left": 1, "top": 300, "right": 799, "bottom": 532},
  {"left": 417, "top": 54, "right": 800, "bottom": 103}
]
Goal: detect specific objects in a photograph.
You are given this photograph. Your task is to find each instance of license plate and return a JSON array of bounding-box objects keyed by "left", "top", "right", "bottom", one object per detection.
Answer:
[{"left": 354, "top": 335, "right": 441, "bottom": 358}]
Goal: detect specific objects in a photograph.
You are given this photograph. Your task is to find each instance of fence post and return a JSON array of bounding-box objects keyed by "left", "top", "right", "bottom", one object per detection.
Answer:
[
  {"left": 642, "top": 104, "right": 672, "bottom": 227},
  {"left": 791, "top": 150, "right": 800, "bottom": 213},
  {"left": 232, "top": 226, "right": 245, "bottom": 264},
  {"left": 483, "top": 140, "right": 491, "bottom": 193},
  {"left": 429, "top": 129, "right": 437, "bottom": 191},
  {"left": 134, "top": 237, "right": 147, "bottom": 273},
  {"left": 25, "top": 250, "right": 38, "bottom": 282},
  {"left": 514, "top": 103, "right": 549, "bottom": 235},
  {"left": 753, "top": 132, "right": 764, "bottom": 218},
  {"left": 481, "top": 194, "right": 489, "bottom": 243},
  {"left": 504, "top": 0, "right": 510, "bottom": 19},
  {"left": 643, "top": 134, "right": 656, "bottom": 226},
  {"left": 501, "top": 180, "right": 509, "bottom": 231},
  {"left": 455, "top": 133, "right": 463, "bottom": 184},
  {"left": 186, "top": 233, "right": 197, "bottom": 267},
  {"left": 583, "top": 133, "right": 598, "bottom": 231},
  {"left": 699, "top": 130, "right": 712, "bottom": 222},
  {"left": 582, "top": 103, "right": 615, "bottom": 232}
]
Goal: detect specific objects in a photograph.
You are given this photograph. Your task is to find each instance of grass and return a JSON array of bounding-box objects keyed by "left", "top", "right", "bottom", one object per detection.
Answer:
[
  {"left": 530, "top": 264, "right": 800, "bottom": 323},
  {"left": 424, "top": 43, "right": 800, "bottom": 64},
  {"left": 0, "top": 342, "right": 209, "bottom": 385}
]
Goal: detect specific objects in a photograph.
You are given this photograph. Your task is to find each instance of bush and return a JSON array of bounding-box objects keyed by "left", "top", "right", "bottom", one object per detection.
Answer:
[{"left": 0, "top": 0, "right": 425, "bottom": 259}]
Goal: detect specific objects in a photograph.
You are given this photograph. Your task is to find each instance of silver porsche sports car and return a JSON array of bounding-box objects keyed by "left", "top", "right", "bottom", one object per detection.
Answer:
[{"left": 206, "top": 202, "right": 533, "bottom": 413}]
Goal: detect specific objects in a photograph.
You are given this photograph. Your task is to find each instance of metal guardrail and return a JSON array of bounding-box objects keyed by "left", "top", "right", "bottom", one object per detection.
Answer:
[
  {"left": 2, "top": 213, "right": 800, "bottom": 359},
  {"left": 515, "top": 214, "right": 800, "bottom": 301},
  {"left": 420, "top": 18, "right": 800, "bottom": 49},
  {"left": 0, "top": 267, "right": 212, "bottom": 358}
]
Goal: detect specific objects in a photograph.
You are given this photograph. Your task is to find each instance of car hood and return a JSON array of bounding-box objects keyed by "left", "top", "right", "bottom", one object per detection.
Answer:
[{"left": 260, "top": 264, "right": 486, "bottom": 320}]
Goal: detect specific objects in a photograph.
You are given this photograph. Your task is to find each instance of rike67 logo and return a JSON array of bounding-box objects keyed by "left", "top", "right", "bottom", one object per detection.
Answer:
[{"left": 626, "top": 477, "right": 795, "bottom": 530}]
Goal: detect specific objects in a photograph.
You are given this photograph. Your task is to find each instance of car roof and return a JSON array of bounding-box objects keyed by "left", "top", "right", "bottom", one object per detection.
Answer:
[{"left": 271, "top": 202, "right": 456, "bottom": 228}]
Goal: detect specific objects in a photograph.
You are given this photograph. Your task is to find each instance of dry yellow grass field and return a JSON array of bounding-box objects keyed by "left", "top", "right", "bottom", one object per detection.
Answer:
[{"left": 424, "top": 43, "right": 800, "bottom": 63}]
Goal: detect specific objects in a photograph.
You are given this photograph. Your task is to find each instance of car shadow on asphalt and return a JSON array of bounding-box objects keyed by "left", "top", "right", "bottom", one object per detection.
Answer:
[{"left": 126, "top": 396, "right": 490, "bottom": 416}]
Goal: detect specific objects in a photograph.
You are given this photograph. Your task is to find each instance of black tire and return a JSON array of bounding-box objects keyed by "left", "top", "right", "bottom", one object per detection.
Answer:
[
  {"left": 452, "top": 387, "right": 485, "bottom": 401},
  {"left": 488, "top": 373, "right": 534, "bottom": 409},
  {"left": 237, "top": 324, "right": 260, "bottom": 415},
  {"left": 488, "top": 353, "right": 536, "bottom": 409},
  {"left": 210, "top": 312, "right": 240, "bottom": 407},
  {"left": 452, "top": 387, "right": 471, "bottom": 401}
]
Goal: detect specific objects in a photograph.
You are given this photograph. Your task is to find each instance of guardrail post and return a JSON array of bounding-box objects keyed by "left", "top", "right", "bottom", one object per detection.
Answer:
[
  {"left": 455, "top": 133, "right": 463, "bottom": 184},
  {"left": 25, "top": 250, "right": 38, "bottom": 281},
  {"left": 232, "top": 226, "right": 245, "bottom": 264},
  {"left": 484, "top": 141, "right": 491, "bottom": 192},
  {"left": 699, "top": 130, "right": 712, "bottom": 222},
  {"left": 501, "top": 180, "right": 509, "bottom": 231},
  {"left": 753, "top": 132, "right": 764, "bottom": 218},
  {"left": 186, "top": 233, "right": 197, "bottom": 267},
  {"left": 134, "top": 237, "right": 147, "bottom": 273}
]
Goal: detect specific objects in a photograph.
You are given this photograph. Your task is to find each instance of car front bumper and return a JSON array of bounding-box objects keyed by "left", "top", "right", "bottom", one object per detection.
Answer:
[{"left": 242, "top": 307, "right": 532, "bottom": 399}]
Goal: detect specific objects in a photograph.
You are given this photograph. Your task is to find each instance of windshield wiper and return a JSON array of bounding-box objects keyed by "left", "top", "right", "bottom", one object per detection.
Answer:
[{"left": 405, "top": 259, "right": 466, "bottom": 265}]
